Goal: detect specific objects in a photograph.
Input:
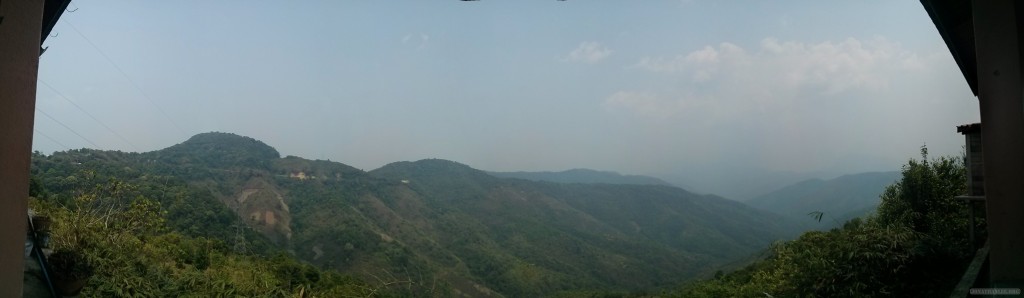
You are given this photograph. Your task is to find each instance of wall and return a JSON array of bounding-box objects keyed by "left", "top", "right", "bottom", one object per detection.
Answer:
[{"left": 0, "top": 0, "right": 44, "bottom": 295}]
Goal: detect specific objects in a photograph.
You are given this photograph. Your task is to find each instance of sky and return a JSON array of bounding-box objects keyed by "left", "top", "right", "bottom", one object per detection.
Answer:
[{"left": 35, "top": 1, "right": 978, "bottom": 195}]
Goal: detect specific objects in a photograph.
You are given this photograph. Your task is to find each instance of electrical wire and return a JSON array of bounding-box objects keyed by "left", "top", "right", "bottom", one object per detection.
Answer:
[
  {"left": 35, "top": 108, "right": 100, "bottom": 149},
  {"left": 61, "top": 19, "right": 186, "bottom": 138},
  {"left": 33, "top": 128, "right": 70, "bottom": 151},
  {"left": 38, "top": 79, "right": 140, "bottom": 151}
]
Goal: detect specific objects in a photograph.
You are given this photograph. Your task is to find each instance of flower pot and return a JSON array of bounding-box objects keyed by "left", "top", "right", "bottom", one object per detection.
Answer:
[
  {"left": 31, "top": 216, "right": 51, "bottom": 233},
  {"left": 53, "top": 276, "right": 88, "bottom": 297},
  {"left": 47, "top": 249, "right": 93, "bottom": 297}
]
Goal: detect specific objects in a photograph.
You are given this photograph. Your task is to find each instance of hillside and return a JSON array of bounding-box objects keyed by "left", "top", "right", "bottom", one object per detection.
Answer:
[
  {"left": 745, "top": 171, "right": 900, "bottom": 227},
  {"left": 487, "top": 169, "right": 675, "bottom": 187},
  {"left": 650, "top": 150, "right": 972, "bottom": 297},
  {"left": 31, "top": 132, "right": 803, "bottom": 296},
  {"left": 367, "top": 159, "right": 802, "bottom": 295}
]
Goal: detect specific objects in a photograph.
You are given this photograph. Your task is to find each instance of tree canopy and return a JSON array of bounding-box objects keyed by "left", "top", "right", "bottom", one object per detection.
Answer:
[{"left": 666, "top": 146, "right": 975, "bottom": 297}]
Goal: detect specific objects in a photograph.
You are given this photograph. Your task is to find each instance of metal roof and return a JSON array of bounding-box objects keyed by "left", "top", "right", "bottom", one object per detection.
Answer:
[
  {"left": 40, "top": 0, "right": 73, "bottom": 54},
  {"left": 957, "top": 123, "right": 981, "bottom": 134},
  {"left": 920, "top": 0, "right": 979, "bottom": 96}
]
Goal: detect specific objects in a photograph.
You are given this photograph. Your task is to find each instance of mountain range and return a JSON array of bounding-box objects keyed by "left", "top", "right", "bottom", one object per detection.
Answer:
[
  {"left": 31, "top": 132, "right": 809, "bottom": 296},
  {"left": 745, "top": 171, "right": 901, "bottom": 227},
  {"left": 660, "top": 166, "right": 847, "bottom": 201}
]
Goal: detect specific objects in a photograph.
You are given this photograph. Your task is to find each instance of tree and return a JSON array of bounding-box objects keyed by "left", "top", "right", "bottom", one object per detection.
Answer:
[
  {"left": 674, "top": 145, "right": 972, "bottom": 297},
  {"left": 876, "top": 145, "right": 970, "bottom": 258},
  {"left": 30, "top": 178, "right": 376, "bottom": 297}
]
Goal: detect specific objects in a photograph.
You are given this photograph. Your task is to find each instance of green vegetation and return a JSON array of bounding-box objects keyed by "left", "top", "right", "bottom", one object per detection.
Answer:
[
  {"left": 661, "top": 146, "right": 975, "bottom": 297},
  {"left": 362, "top": 159, "right": 802, "bottom": 296},
  {"left": 32, "top": 133, "right": 968, "bottom": 296},
  {"left": 156, "top": 131, "right": 281, "bottom": 170},
  {"left": 31, "top": 132, "right": 804, "bottom": 296},
  {"left": 30, "top": 148, "right": 276, "bottom": 254},
  {"left": 30, "top": 179, "right": 373, "bottom": 297}
]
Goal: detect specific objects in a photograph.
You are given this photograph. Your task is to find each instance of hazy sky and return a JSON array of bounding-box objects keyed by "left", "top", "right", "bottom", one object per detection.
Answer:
[{"left": 36, "top": 1, "right": 978, "bottom": 178}]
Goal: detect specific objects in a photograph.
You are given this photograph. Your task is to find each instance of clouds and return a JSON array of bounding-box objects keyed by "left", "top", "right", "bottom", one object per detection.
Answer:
[
  {"left": 603, "top": 91, "right": 682, "bottom": 120},
  {"left": 616, "top": 37, "right": 935, "bottom": 119},
  {"left": 756, "top": 37, "right": 908, "bottom": 94},
  {"left": 402, "top": 33, "right": 430, "bottom": 49},
  {"left": 33, "top": 0, "right": 974, "bottom": 182},
  {"left": 566, "top": 42, "right": 612, "bottom": 64},
  {"left": 602, "top": 36, "right": 968, "bottom": 172},
  {"left": 636, "top": 43, "right": 733, "bottom": 72}
]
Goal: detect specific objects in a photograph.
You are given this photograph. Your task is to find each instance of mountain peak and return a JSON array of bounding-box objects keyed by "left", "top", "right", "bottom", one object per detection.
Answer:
[
  {"left": 410, "top": 158, "right": 475, "bottom": 169},
  {"left": 369, "top": 158, "right": 501, "bottom": 191},
  {"left": 372, "top": 158, "right": 480, "bottom": 176},
  {"left": 153, "top": 132, "right": 280, "bottom": 169}
]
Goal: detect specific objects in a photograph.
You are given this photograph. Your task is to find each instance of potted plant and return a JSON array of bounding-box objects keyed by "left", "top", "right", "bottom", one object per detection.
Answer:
[
  {"left": 31, "top": 215, "right": 52, "bottom": 233},
  {"left": 30, "top": 214, "right": 53, "bottom": 249},
  {"left": 47, "top": 249, "right": 93, "bottom": 296}
]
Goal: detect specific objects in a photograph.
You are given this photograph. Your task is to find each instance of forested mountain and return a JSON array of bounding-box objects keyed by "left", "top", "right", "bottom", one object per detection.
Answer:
[
  {"left": 746, "top": 171, "right": 900, "bottom": 227},
  {"left": 31, "top": 132, "right": 803, "bottom": 296},
  {"left": 487, "top": 169, "right": 675, "bottom": 187},
  {"left": 655, "top": 149, "right": 976, "bottom": 297}
]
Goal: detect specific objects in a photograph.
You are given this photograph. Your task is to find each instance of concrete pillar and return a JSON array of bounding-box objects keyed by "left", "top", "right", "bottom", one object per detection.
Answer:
[
  {"left": 973, "top": 0, "right": 1024, "bottom": 288},
  {"left": 0, "top": 0, "right": 43, "bottom": 295}
]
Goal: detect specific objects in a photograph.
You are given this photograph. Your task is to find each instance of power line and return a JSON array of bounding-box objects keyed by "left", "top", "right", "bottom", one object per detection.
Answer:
[
  {"left": 38, "top": 79, "right": 140, "bottom": 151},
  {"left": 35, "top": 108, "right": 100, "bottom": 149},
  {"left": 34, "top": 128, "right": 69, "bottom": 151},
  {"left": 61, "top": 19, "right": 186, "bottom": 137}
]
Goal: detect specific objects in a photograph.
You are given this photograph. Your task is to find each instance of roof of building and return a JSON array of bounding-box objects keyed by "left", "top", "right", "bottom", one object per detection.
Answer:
[
  {"left": 920, "top": 0, "right": 978, "bottom": 96},
  {"left": 40, "top": 0, "right": 73, "bottom": 50},
  {"left": 957, "top": 123, "right": 981, "bottom": 134}
]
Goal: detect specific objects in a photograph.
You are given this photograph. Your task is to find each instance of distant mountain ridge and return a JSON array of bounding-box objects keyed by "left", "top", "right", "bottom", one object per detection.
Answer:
[
  {"left": 661, "top": 167, "right": 842, "bottom": 201},
  {"left": 31, "top": 132, "right": 804, "bottom": 296},
  {"left": 745, "top": 171, "right": 900, "bottom": 227},
  {"left": 487, "top": 168, "right": 675, "bottom": 187}
]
